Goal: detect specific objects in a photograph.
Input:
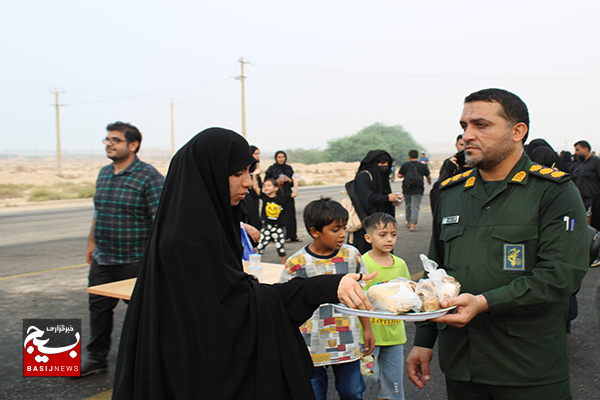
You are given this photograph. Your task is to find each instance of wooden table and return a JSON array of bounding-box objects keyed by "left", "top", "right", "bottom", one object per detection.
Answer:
[{"left": 87, "top": 261, "right": 284, "bottom": 300}]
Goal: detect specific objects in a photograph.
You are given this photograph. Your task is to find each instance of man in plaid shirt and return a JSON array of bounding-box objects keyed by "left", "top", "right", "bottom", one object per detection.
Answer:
[{"left": 81, "top": 121, "right": 164, "bottom": 377}]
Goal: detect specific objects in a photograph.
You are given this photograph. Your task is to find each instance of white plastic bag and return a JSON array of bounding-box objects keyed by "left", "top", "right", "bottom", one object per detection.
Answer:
[
  {"left": 367, "top": 281, "right": 422, "bottom": 313},
  {"left": 416, "top": 254, "right": 461, "bottom": 311}
]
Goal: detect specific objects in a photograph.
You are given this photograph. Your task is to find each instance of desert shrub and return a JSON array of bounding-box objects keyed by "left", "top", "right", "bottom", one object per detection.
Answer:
[
  {"left": 28, "top": 182, "right": 96, "bottom": 202},
  {"left": 0, "top": 183, "right": 31, "bottom": 199},
  {"left": 28, "top": 187, "right": 70, "bottom": 202}
]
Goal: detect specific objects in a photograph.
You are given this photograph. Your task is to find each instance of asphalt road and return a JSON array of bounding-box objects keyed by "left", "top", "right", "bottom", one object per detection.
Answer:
[{"left": 1, "top": 183, "right": 599, "bottom": 399}]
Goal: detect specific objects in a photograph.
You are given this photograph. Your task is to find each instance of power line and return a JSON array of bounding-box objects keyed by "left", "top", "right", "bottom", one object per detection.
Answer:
[
  {"left": 0, "top": 79, "right": 232, "bottom": 106},
  {"left": 253, "top": 62, "right": 600, "bottom": 81}
]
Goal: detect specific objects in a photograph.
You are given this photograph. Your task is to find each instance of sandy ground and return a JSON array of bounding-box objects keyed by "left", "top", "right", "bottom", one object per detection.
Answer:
[{"left": 0, "top": 157, "right": 441, "bottom": 209}]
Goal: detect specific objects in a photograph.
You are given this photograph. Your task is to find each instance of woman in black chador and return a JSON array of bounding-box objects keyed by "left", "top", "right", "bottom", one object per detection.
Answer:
[
  {"left": 265, "top": 150, "right": 300, "bottom": 241},
  {"left": 112, "top": 128, "right": 374, "bottom": 400},
  {"left": 349, "top": 150, "right": 400, "bottom": 254}
]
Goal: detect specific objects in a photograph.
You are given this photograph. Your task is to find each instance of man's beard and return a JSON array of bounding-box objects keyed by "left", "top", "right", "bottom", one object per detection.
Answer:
[{"left": 465, "top": 133, "right": 514, "bottom": 171}]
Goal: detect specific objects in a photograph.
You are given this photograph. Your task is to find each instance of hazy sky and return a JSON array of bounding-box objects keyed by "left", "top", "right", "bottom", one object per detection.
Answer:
[{"left": 2, "top": 0, "right": 599, "bottom": 156}]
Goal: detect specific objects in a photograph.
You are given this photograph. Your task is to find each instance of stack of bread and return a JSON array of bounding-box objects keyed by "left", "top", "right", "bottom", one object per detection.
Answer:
[
  {"left": 415, "top": 276, "right": 461, "bottom": 311},
  {"left": 367, "top": 278, "right": 421, "bottom": 313},
  {"left": 366, "top": 255, "right": 461, "bottom": 313}
]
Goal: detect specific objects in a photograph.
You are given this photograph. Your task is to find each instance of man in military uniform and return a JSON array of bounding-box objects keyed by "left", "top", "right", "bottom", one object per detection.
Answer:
[{"left": 406, "top": 89, "right": 588, "bottom": 399}]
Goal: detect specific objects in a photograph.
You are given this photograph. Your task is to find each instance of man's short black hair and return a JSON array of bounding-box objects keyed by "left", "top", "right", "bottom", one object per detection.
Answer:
[
  {"left": 303, "top": 197, "right": 348, "bottom": 236},
  {"left": 574, "top": 140, "right": 591, "bottom": 151},
  {"left": 106, "top": 121, "right": 142, "bottom": 153},
  {"left": 409, "top": 150, "right": 419, "bottom": 159},
  {"left": 456, "top": 134, "right": 463, "bottom": 142},
  {"left": 464, "top": 88, "right": 530, "bottom": 143},
  {"left": 363, "top": 212, "right": 397, "bottom": 234}
]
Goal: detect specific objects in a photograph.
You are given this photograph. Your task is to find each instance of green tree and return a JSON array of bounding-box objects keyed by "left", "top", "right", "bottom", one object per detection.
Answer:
[
  {"left": 283, "top": 122, "right": 423, "bottom": 164},
  {"left": 324, "top": 122, "right": 422, "bottom": 163},
  {"left": 284, "top": 147, "right": 327, "bottom": 164}
]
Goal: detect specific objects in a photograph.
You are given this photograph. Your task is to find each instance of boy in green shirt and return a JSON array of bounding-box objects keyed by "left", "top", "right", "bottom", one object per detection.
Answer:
[{"left": 360, "top": 212, "right": 410, "bottom": 400}]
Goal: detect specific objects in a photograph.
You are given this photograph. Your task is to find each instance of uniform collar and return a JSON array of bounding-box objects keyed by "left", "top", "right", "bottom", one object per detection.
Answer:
[{"left": 463, "top": 154, "right": 533, "bottom": 203}]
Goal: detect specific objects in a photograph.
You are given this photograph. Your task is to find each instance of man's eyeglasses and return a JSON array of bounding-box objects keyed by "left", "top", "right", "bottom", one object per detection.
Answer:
[{"left": 103, "top": 137, "right": 128, "bottom": 145}]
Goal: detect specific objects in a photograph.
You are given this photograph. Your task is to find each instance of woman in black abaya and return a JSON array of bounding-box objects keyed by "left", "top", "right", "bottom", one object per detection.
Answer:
[
  {"left": 112, "top": 128, "right": 374, "bottom": 400},
  {"left": 348, "top": 150, "right": 401, "bottom": 254},
  {"left": 525, "top": 138, "right": 569, "bottom": 172},
  {"left": 264, "top": 150, "right": 300, "bottom": 241}
]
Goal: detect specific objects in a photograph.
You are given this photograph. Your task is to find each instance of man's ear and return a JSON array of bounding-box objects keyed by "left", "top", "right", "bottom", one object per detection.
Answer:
[
  {"left": 364, "top": 233, "right": 372, "bottom": 244},
  {"left": 511, "top": 122, "right": 528, "bottom": 144},
  {"left": 128, "top": 140, "right": 140, "bottom": 153}
]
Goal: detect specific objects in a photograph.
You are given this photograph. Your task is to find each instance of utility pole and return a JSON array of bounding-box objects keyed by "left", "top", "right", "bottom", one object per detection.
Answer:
[
  {"left": 51, "top": 88, "right": 66, "bottom": 175},
  {"left": 168, "top": 100, "right": 179, "bottom": 157},
  {"left": 235, "top": 57, "right": 251, "bottom": 139}
]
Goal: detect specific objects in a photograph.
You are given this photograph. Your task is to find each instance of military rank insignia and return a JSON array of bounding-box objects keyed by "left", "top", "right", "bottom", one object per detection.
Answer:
[
  {"left": 503, "top": 244, "right": 525, "bottom": 271},
  {"left": 511, "top": 171, "right": 526, "bottom": 183},
  {"left": 441, "top": 169, "right": 475, "bottom": 190},
  {"left": 528, "top": 164, "right": 568, "bottom": 182}
]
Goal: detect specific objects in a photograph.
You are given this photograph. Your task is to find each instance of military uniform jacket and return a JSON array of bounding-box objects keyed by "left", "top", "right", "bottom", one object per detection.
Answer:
[{"left": 415, "top": 154, "right": 588, "bottom": 386}]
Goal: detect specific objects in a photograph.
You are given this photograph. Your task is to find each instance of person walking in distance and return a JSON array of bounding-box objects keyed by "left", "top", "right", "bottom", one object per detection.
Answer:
[
  {"left": 82, "top": 122, "right": 164, "bottom": 377},
  {"left": 571, "top": 140, "right": 600, "bottom": 209},
  {"left": 398, "top": 150, "right": 431, "bottom": 231}
]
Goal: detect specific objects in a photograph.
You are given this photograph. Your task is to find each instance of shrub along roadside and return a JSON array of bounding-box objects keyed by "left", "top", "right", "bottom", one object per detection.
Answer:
[
  {"left": 27, "top": 182, "right": 96, "bottom": 202},
  {"left": 0, "top": 183, "right": 34, "bottom": 200}
]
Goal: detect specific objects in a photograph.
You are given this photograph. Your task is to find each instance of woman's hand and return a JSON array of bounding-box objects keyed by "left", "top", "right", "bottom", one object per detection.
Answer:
[
  {"left": 388, "top": 193, "right": 403, "bottom": 204},
  {"left": 337, "top": 272, "right": 377, "bottom": 311}
]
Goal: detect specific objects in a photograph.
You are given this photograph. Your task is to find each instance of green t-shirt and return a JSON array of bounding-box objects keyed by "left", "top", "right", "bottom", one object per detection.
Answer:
[{"left": 360, "top": 252, "right": 411, "bottom": 346}]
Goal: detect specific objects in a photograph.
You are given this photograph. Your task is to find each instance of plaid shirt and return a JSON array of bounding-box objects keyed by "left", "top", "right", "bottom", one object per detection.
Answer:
[{"left": 92, "top": 157, "right": 164, "bottom": 265}]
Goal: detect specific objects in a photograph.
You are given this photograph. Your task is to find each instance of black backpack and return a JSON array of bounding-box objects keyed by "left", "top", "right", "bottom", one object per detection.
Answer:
[{"left": 404, "top": 162, "right": 422, "bottom": 187}]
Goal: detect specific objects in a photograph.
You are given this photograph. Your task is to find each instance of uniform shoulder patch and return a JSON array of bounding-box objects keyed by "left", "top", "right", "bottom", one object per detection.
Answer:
[
  {"left": 440, "top": 169, "right": 474, "bottom": 190},
  {"left": 528, "top": 164, "right": 570, "bottom": 183}
]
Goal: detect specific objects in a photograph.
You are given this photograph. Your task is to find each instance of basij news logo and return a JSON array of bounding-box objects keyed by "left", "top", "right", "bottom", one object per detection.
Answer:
[{"left": 23, "top": 319, "right": 81, "bottom": 377}]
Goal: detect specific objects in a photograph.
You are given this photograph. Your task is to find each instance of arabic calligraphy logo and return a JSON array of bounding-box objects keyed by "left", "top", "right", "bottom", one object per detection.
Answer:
[
  {"left": 507, "top": 247, "right": 521, "bottom": 267},
  {"left": 23, "top": 319, "right": 81, "bottom": 377},
  {"left": 24, "top": 326, "right": 80, "bottom": 359}
]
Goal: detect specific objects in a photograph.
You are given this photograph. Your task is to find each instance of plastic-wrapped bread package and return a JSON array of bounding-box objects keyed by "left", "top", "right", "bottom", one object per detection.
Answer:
[
  {"left": 415, "top": 254, "right": 461, "bottom": 312},
  {"left": 367, "top": 278, "right": 422, "bottom": 313}
]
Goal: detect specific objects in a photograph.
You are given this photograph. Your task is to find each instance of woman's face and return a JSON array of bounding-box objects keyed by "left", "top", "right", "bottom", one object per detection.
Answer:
[
  {"left": 276, "top": 153, "right": 286, "bottom": 165},
  {"left": 252, "top": 149, "right": 261, "bottom": 161},
  {"left": 229, "top": 166, "right": 253, "bottom": 206}
]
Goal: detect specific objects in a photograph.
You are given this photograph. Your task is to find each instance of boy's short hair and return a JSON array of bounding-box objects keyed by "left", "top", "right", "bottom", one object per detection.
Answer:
[
  {"left": 303, "top": 197, "right": 348, "bottom": 236},
  {"left": 363, "top": 212, "right": 397, "bottom": 234}
]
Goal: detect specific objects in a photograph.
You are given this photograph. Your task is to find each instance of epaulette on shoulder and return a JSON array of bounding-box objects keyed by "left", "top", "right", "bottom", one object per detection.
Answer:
[
  {"left": 528, "top": 164, "right": 570, "bottom": 183},
  {"left": 440, "top": 169, "right": 475, "bottom": 190}
]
